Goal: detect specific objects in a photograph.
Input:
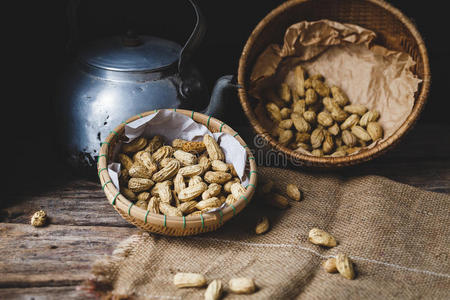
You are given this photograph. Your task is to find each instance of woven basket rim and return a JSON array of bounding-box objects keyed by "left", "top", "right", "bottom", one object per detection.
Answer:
[
  {"left": 97, "top": 109, "right": 258, "bottom": 233},
  {"left": 237, "top": 0, "right": 431, "bottom": 167}
]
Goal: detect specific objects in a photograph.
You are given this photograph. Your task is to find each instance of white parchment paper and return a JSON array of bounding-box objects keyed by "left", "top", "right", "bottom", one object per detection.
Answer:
[{"left": 107, "top": 110, "right": 249, "bottom": 191}]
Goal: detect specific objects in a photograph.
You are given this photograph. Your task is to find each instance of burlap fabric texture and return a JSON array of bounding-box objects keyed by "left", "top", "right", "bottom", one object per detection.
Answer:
[{"left": 85, "top": 167, "right": 450, "bottom": 299}]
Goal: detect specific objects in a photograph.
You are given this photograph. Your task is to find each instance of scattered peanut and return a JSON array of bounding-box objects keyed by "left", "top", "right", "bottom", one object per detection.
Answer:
[
  {"left": 173, "top": 273, "right": 206, "bottom": 288},
  {"left": 308, "top": 228, "right": 337, "bottom": 247},
  {"left": 228, "top": 278, "right": 256, "bottom": 294},
  {"left": 255, "top": 216, "right": 270, "bottom": 235},
  {"left": 267, "top": 193, "right": 289, "bottom": 209},
  {"left": 204, "top": 279, "right": 223, "bottom": 300},
  {"left": 322, "top": 258, "right": 338, "bottom": 273},
  {"left": 286, "top": 184, "right": 301, "bottom": 201},
  {"left": 31, "top": 210, "right": 47, "bottom": 227},
  {"left": 336, "top": 253, "right": 355, "bottom": 279}
]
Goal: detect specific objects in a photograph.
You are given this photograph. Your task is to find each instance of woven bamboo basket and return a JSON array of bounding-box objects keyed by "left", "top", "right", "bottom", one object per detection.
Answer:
[
  {"left": 97, "top": 109, "right": 258, "bottom": 236},
  {"left": 238, "top": 0, "right": 431, "bottom": 167}
]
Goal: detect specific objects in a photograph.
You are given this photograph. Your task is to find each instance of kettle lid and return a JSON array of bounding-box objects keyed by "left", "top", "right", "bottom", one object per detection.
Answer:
[{"left": 79, "top": 32, "right": 182, "bottom": 72}]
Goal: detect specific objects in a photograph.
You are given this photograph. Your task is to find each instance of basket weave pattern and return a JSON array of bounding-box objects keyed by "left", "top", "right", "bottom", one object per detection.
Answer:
[
  {"left": 238, "top": 0, "right": 430, "bottom": 167},
  {"left": 98, "top": 109, "right": 258, "bottom": 236}
]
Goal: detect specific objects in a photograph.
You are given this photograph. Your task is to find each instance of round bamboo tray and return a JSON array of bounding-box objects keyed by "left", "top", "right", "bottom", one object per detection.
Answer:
[
  {"left": 97, "top": 109, "right": 258, "bottom": 236},
  {"left": 238, "top": 0, "right": 431, "bottom": 167}
]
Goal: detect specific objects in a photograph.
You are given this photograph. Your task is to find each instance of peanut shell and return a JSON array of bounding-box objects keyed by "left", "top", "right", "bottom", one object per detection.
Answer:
[
  {"left": 360, "top": 110, "right": 380, "bottom": 127},
  {"left": 255, "top": 216, "right": 270, "bottom": 235},
  {"left": 178, "top": 183, "right": 208, "bottom": 202},
  {"left": 336, "top": 253, "right": 355, "bottom": 279},
  {"left": 279, "top": 129, "right": 294, "bottom": 145},
  {"left": 317, "top": 111, "right": 334, "bottom": 127},
  {"left": 293, "top": 65, "right": 306, "bottom": 97},
  {"left": 181, "top": 141, "right": 206, "bottom": 154},
  {"left": 159, "top": 202, "right": 182, "bottom": 217},
  {"left": 279, "top": 83, "right": 291, "bottom": 103},
  {"left": 178, "top": 201, "right": 198, "bottom": 215},
  {"left": 204, "top": 171, "right": 232, "bottom": 184},
  {"left": 204, "top": 134, "right": 225, "bottom": 161},
  {"left": 204, "top": 279, "right": 223, "bottom": 300},
  {"left": 211, "top": 160, "right": 229, "bottom": 172},
  {"left": 196, "top": 197, "right": 222, "bottom": 211},
  {"left": 308, "top": 228, "right": 337, "bottom": 247},
  {"left": 118, "top": 153, "right": 134, "bottom": 170},
  {"left": 147, "top": 196, "right": 160, "bottom": 214},
  {"left": 278, "top": 119, "right": 293, "bottom": 129},
  {"left": 228, "top": 278, "right": 256, "bottom": 294},
  {"left": 265, "top": 102, "right": 282, "bottom": 123},
  {"left": 312, "top": 79, "right": 330, "bottom": 97},
  {"left": 144, "top": 135, "right": 163, "bottom": 153},
  {"left": 31, "top": 210, "right": 47, "bottom": 227},
  {"left": 292, "top": 113, "right": 311, "bottom": 133},
  {"left": 230, "top": 182, "right": 247, "bottom": 200},
  {"left": 280, "top": 107, "right": 292, "bottom": 119},
  {"left": 305, "top": 88, "right": 318, "bottom": 105},
  {"left": 351, "top": 125, "right": 372, "bottom": 142},
  {"left": 202, "top": 183, "right": 222, "bottom": 200},
  {"left": 303, "top": 111, "right": 316, "bottom": 123},
  {"left": 122, "top": 137, "right": 147, "bottom": 153},
  {"left": 267, "top": 193, "right": 289, "bottom": 209},
  {"left": 286, "top": 184, "right": 301, "bottom": 201},
  {"left": 178, "top": 164, "right": 204, "bottom": 177},
  {"left": 344, "top": 104, "right": 367, "bottom": 116},
  {"left": 128, "top": 163, "right": 153, "bottom": 179},
  {"left": 292, "top": 99, "right": 306, "bottom": 114},
  {"left": 331, "top": 86, "right": 349, "bottom": 106},
  {"left": 340, "top": 114, "right": 360, "bottom": 130},
  {"left": 322, "top": 258, "right": 338, "bottom": 273},
  {"left": 367, "top": 122, "right": 383, "bottom": 141},
  {"left": 173, "top": 273, "right": 206, "bottom": 288},
  {"left": 152, "top": 145, "right": 174, "bottom": 162},
  {"left": 310, "top": 128, "right": 325, "bottom": 149},
  {"left": 174, "top": 150, "right": 197, "bottom": 166},
  {"left": 128, "top": 178, "right": 154, "bottom": 192},
  {"left": 342, "top": 130, "right": 358, "bottom": 147}
]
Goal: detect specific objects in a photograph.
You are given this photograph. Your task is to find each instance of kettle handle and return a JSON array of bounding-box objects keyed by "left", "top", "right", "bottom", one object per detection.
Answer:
[
  {"left": 178, "top": 0, "right": 206, "bottom": 77},
  {"left": 202, "top": 75, "right": 247, "bottom": 128}
]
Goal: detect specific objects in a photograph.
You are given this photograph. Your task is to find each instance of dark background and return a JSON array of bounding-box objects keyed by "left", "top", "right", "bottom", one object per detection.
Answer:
[{"left": 4, "top": 0, "right": 449, "bottom": 190}]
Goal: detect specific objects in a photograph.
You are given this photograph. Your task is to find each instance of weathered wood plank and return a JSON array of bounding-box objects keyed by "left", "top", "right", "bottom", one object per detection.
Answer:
[
  {"left": 0, "top": 286, "right": 93, "bottom": 300},
  {"left": 0, "top": 223, "right": 137, "bottom": 288},
  {"left": 1, "top": 159, "right": 449, "bottom": 228},
  {"left": 0, "top": 180, "right": 133, "bottom": 227}
]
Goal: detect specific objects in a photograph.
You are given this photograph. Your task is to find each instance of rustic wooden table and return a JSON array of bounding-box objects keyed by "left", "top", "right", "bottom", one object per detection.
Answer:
[{"left": 1, "top": 122, "right": 449, "bottom": 299}]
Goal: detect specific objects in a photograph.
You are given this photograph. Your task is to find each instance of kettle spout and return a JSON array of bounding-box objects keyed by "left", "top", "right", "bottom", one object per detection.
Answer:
[{"left": 203, "top": 75, "right": 243, "bottom": 125}]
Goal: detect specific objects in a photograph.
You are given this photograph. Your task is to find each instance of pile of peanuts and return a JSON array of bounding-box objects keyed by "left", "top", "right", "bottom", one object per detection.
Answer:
[
  {"left": 263, "top": 65, "right": 384, "bottom": 157},
  {"left": 117, "top": 134, "right": 247, "bottom": 217}
]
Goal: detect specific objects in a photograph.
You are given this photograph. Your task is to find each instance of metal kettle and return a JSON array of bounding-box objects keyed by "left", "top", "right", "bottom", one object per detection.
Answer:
[{"left": 55, "top": 0, "right": 234, "bottom": 169}]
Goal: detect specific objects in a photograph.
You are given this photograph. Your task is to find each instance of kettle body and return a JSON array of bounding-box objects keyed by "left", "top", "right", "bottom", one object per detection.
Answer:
[
  {"left": 55, "top": 0, "right": 219, "bottom": 169},
  {"left": 56, "top": 36, "right": 207, "bottom": 168}
]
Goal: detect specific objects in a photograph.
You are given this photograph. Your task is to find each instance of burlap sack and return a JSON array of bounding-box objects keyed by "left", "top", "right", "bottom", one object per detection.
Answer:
[{"left": 84, "top": 167, "right": 450, "bottom": 299}]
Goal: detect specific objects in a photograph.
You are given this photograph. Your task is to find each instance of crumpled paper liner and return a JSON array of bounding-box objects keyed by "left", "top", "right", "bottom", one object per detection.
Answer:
[{"left": 249, "top": 20, "right": 422, "bottom": 154}]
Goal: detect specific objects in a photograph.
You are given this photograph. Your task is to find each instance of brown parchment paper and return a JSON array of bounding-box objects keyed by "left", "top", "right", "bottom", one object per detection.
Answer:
[{"left": 249, "top": 20, "right": 422, "bottom": 154}]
